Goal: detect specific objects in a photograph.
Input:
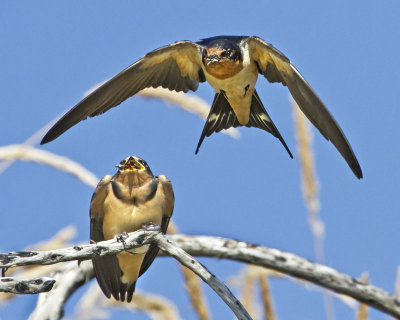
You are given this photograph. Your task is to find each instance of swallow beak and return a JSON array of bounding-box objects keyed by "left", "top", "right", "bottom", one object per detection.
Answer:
[
  {"left": 205, "top": 55, "right": 220, "bottom": 63},
  {"left": 116, "top": 157, "right": 145, "bottom": 172}
]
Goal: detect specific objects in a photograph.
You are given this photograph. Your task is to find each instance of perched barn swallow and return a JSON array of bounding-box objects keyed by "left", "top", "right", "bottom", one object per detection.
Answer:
[
  {"left": 90, "top": 156, "right": 174, "bottom": 302},
  {"left": 41, "top": 35, "right": 362, "bottom": 179}
]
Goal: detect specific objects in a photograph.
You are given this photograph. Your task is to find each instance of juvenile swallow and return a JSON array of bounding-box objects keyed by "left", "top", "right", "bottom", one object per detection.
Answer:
[
  {"left": 90, "top": 156, "right": 174, "bottom": 302},
  {"left": 41, "top": 35, "right": 362, "bottom": 179}
]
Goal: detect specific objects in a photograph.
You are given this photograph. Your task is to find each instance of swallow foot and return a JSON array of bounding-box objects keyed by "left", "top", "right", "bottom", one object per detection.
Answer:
[{"left": 116, "top": 232, "right": 130, "bottom": 248}]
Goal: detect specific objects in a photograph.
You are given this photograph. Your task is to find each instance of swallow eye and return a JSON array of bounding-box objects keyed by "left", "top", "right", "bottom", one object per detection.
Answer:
[
  {"left": 220, "top": 50, "right": 229, "bottom": 58},
  {"left": 226, "top": 49, "right": 232, "bottom": 55}
]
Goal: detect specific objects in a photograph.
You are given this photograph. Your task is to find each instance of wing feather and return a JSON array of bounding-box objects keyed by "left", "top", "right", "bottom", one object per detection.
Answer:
[
  {"left": 41, "top": 41, "right": 204, "bottom": 144},
  {"left": 245, "top": 36, "right": 362, "bottom": 178},
  {"left": 90, "top": 175, "right": 135, "bottom": 302}
]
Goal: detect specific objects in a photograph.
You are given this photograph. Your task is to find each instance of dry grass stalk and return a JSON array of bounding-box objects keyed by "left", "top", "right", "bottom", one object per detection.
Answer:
[
  {"left": 0, "top": 145, "right": 99, "bottom": 187},
  {"left": 110, "top": 291, "right": 181, "bottom": 320},
  {"left": 241, "top": 266, "right": 257, "bottom": 318},
  {"left": 396, "top": 266, "right": 400, "bottom": 297},
  {"left": 292, "top": 98, "right": 336, "bottom": 320},
  {"left": 258, "top": 274, "right": 276, "bottom": 320},
  {"left": 73, "top": 282, "right": 181, "bottom": 320},
  {"left": 229, "top": 265, "right": 278, "bottom": 319},
  {"left": 356, "top": 273, "right": 369, "bottom": 320},
  {"left": 168, "top": 222, "right": 210, "bottom": 320},
  {"left": 138, "top": 87, "right": 240, "bottom": 139},
  {"left": 292, "top": 99, "right": 321, "bottom": 230},
  {"left": 84, "top": 83, "right": 240, "bottom": 139}
]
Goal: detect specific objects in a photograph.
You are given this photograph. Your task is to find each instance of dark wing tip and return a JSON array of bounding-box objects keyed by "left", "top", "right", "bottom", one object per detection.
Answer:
[
  {"left": 195, "top": 141, "right": 202, "bottom": 154},
  {"left": 40, "top": 131, "right": 56, "bottom": 145},
  {"left": 351, "top": 160, "right": 363, "bottom": 179}
]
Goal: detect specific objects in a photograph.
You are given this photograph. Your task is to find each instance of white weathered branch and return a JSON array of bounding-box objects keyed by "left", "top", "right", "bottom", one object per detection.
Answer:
[
  {"left": 29, "top": 261, "right": 93, "bottom": 320},
  {"left": 154, "top": 234, "right": 252, "bottom": 320},
  {"left": 1, "top": 228, "right": 400, "bottom": 318},
  {"left": 0, "top": 145, "right": 99, "bottom": 187},
  {"left": 168, "top": 235, "right": 400, "bottom": 319},
  {"left": 0, "top": 277, "right": 55, "bottom": 294},
  {"left": 0, "top": 226, "right": 160, "bottom": 268},
  {"left": 25, "top": 226, "right": 250, "bottom": 320}
]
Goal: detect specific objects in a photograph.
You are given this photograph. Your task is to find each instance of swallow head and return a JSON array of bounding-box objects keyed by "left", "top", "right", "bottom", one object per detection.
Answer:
[
  {"left": 202, "top": 39, "right": 243, "bottom": 79},
  {"left": 116, "top": 156, "right": 149, "bottom": 173}
]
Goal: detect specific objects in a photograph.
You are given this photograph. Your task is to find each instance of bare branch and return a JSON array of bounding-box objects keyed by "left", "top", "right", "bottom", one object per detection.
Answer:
[
  {"left": 1, "top": 230, "right": 400, "bottom": 318},
  {"left": 0, "top": 277, "right": 55, "bottom": 294},
  {"left": 154, "top": 234, "right": 252, "bottom": 320},
  {"left": 0, "top": 226, "right": 161, "bottom": 268},
  {"left": 26, "top": 227, "right": 250, "bottom": 320},
  {"left": 0, "top": 114, "right": 60, "bottom": 175},
  {"left": 0, "top": 145, "right": 99, "bottom": 187},
  {"left": 29, "top": 261, "right": 93, "bottom": 320},
  {"left": 168, "top": 235, "right": 400, "bottom": 319}
]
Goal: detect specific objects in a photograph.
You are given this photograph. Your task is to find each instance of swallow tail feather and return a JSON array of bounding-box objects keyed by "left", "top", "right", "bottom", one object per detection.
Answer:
[
  {"left": 196, "top": 90, "right": 293, "bottom": 158},
  {"left": 92, "top": 254, "right": 137, "bottom": 302}
]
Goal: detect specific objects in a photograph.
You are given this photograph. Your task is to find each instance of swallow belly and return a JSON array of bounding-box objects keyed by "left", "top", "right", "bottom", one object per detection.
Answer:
[{"left": 205, "top": 63, "right": 258, "bottom": 125}]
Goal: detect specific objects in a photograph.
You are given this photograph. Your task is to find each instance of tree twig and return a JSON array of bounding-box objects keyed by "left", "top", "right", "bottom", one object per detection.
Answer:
[
  {"left": 0, "top": 226, "right": 161, "bottom": 268},
  {"left": 1, "top": 229, "right": 400, "bottom": 318},
  {"left": 154, "top": 234, "right": 252, "bottom": 320},
  {"left": 0, "top": 277, "right": 55, "bottom": 294},
  {"left": 0, "top": 145, "right": 99, "bottom": 187},
  {"left": 168, "top": 235, "right": 400, "bottom": 319},
  {"left": 29, "top": 261, "right": 93, "bottom": 320}
]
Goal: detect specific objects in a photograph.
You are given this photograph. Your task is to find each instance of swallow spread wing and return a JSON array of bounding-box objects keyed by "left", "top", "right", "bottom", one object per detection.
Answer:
[
  {"left": 41, "top": 35, "right": 362, "bottom": 178},
  {"left": 90, "top": 156, "right": 174, "bottom": 302},
  {"left": 244, "top": 36, "right": 362, "bottom": 178}
]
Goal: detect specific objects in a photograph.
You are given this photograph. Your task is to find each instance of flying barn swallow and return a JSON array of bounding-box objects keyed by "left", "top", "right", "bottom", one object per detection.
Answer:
[
  {"left": 90, "top": 156, "right": 174, "bottom": 302},
  {"left": 41, "top": 35, "right": 362, "bottom": 179}
]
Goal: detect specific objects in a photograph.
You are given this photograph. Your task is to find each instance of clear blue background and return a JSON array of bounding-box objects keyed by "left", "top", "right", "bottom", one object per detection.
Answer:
[{"left": 1, "top": 1, "right": 399, "bottom": 319}]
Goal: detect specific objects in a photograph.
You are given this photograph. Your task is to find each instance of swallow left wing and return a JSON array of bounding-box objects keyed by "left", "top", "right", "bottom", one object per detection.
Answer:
[
  {"left": 245, "top": 36, "right": 362, "bottom": 179},
  {"left": 90, "top": 175, "right": 127, "bottom": 301},
  {"left": 41, "top": 41, "right": 204, "bottom": 144},
  {"left": 139, "top": 175, "right": 174, "bottom": 277}
]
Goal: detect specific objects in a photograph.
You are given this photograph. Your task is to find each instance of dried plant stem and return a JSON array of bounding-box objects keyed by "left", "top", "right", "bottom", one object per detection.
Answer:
[
  {"left": 258, "top": 275, "right": 276, "bottom": 320},
  {"left": 168, "top": 223, "right": 210, "bottom": 320},
  {"left": 138, "top": 87, "right": 239, "bottom": 139},
  {"left": 292, "top": 98, "right": 335, "bottom": 320},
  {"left": 356, "top": 273, "right": 369, "bottom": 320}
]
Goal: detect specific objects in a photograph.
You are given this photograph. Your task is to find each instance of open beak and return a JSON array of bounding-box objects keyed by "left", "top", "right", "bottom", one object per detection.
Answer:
[
  {"left": 116, "top": 158, "right": 145, "bottom": 171},
  {"left": 205, "top": 55, "right": 220, "bottom": 63}
]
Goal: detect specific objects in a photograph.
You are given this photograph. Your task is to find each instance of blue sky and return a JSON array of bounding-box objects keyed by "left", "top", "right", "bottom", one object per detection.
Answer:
[{"left": 1, "top": 1, "right": 399, "bottom": 319}]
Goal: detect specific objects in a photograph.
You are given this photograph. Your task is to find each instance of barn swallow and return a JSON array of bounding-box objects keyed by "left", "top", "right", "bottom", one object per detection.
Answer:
[
  {"left": 41, "top": 35, "right": 362, "bottom": 179},
  {"left": 90, "top": 156, "right": 174, "bottom": 302}
]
